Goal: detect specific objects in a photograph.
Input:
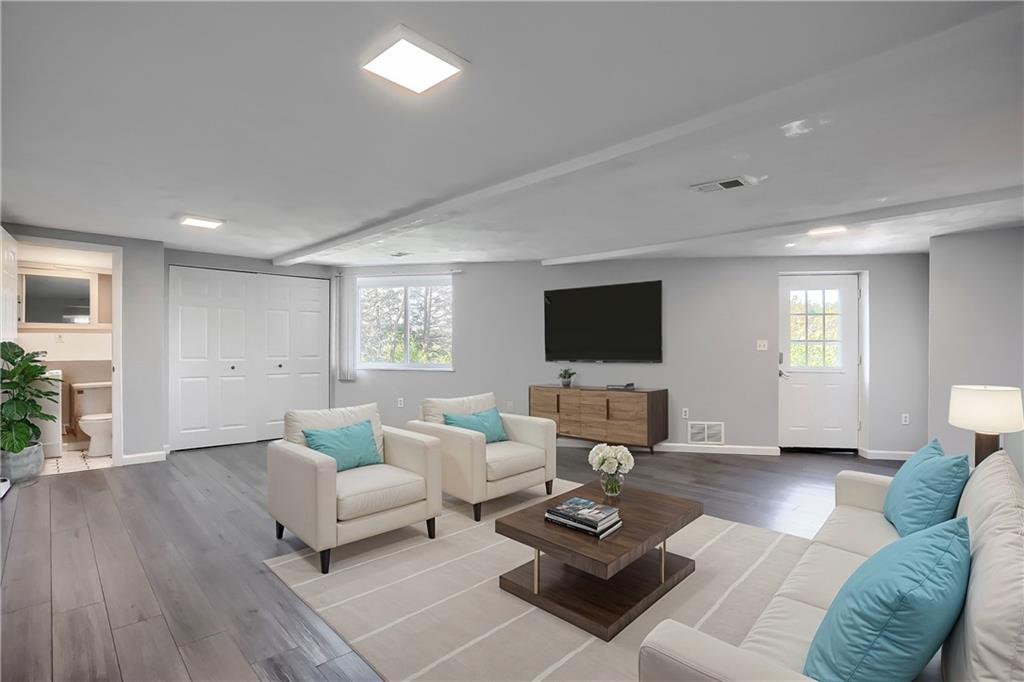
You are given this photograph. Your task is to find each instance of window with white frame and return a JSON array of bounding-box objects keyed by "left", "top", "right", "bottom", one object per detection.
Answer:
[
  {"left": 356, "top": 275, "right": 453, "bottom": 369},
  {"left": 788, "top": 288, "right": 842, "bottom": 368}
]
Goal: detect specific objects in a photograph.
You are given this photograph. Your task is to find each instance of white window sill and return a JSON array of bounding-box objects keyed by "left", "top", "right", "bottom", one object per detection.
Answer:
[{"left": 356, "top": 365, "right": 454, "bottom": 372}]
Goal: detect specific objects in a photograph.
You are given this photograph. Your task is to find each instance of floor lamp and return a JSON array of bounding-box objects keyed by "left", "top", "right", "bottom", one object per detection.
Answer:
[{"left": 948, "top": 385, "right": 1024, "bottom": 465}]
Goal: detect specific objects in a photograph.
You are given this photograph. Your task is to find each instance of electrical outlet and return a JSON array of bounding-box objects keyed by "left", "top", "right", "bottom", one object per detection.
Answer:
[
  {"left": 505, "top": 400, "right": 514, "bottom": 410},
  {"left": 901, "top": 413, "right": 910, "bottom": 426},
  {"left": 55, "top": 334, "right": 64, "bottom": 344},
  {"left": 681, "top": 408, "right": 689, "bottom": 419},
  {"left": 397, "top": 397, "right": 405, "bottom": 408},
  {"left": 756, "top": 339, "right": 769, "bottom": 351}
]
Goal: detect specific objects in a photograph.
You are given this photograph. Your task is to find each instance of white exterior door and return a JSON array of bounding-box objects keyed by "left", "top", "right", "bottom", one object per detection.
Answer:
[
  {"left": 0, "top": 229, "right": 18, "bottom": 341},
  {"left": 778, "top": 274, "right": 860, "bottom": 449},
  {"left": 169, "top": 267, "right": 330, "bottom": 450}
]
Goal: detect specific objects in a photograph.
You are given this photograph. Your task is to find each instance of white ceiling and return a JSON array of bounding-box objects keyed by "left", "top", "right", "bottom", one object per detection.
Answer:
[{"left": 2, "top": 2, "right": 1021, "bottom": 267}]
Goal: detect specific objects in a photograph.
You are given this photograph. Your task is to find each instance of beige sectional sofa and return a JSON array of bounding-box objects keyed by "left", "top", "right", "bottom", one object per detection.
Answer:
[{"left": 639, "top": 451, "right": 1024, "bottom": 682}]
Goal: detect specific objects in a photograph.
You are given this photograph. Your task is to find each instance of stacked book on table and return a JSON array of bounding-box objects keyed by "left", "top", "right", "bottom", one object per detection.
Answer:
[{"left": 545, "top": 496, "right": 622, "bottom": 539}]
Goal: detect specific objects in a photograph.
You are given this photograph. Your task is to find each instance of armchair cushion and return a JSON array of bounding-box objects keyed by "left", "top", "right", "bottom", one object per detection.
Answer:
[
  {"left": 335, "top": 463, "right": 426, "bottom": 521},
  {"left": 303, "top": 420, "right": 382, "bottom": 472},
  {"left": 421, "top": 393, "right": 496, "bottom": 424},
  {"left": 485, "top": 441, "right": 546, "bottom": 481},
  {"left": 285, "top": 403, "right": 383, "bottom": 456},
  {"left": 444, "top": 407, "right": 508, "bottom": 443}
]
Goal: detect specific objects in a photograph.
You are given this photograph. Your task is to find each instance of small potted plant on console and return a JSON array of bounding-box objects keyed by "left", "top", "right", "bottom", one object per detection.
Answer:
[{"left": 558, "top": 368, "right": 576, "bottom": 388}]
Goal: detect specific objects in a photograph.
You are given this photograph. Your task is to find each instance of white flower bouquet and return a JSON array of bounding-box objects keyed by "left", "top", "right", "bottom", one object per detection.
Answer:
[{"left": 588, "top": 443, "right": 634, "bottom": 496}]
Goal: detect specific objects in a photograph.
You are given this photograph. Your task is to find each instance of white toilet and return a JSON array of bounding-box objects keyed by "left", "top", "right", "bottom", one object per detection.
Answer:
[{"left": 72, "top": 381, "right": 113, "bottom": 458}]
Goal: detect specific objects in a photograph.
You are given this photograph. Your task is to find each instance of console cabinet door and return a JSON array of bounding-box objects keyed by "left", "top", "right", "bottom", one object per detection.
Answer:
[
  {"left": 529, "top": 387, "right": 560, "bottom": 431},
  {"left": 606, "top": 393, "right": 648, "bottom": 445},
  {"left": 558, "top": 389, "right": 582, "bottom": 437},
  {"left": 580, "top": 391, "right": 608, "bottom": 441}
]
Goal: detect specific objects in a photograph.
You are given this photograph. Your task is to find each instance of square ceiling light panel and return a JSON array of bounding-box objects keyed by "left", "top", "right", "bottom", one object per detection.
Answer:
[{"left": 363, "top": 26, "right": 465, "bottom": 94}]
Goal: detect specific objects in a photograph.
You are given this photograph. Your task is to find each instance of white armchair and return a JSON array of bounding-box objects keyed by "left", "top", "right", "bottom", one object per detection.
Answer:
[
  {"left": 405, "top": 393, "right": 556, "bottom": 521},
  {"left": 267, "top": 403, "right": 442, "bottom": 573}
]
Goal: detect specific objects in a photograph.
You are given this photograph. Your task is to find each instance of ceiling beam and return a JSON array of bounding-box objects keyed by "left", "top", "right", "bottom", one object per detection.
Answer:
[{"left": 539, "top": 186, "right": 1024, "bottom": 266}]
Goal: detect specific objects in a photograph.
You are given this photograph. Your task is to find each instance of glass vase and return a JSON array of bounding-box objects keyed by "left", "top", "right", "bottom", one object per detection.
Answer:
[{"left": 600, "top": 471, "right": 624, "bottom": 497}]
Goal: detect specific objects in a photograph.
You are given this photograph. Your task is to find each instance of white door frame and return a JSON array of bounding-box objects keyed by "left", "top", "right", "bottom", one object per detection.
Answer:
[
  {"left": 777, "top": 270, "right": 868, "bottom": 452},
  {"left": 10, "top": 236, "right": 125, "bottom": 465}
]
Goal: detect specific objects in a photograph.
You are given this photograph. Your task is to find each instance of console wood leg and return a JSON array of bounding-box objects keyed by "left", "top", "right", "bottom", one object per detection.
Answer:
[
  {"left": 545, "top": 480, "right": 553, "bottom": 495},
  {"left": 473, "top": 502, "right": 482, "bottom": 522},
  {"left": 426, "top": 517, "right": 436, "bottom": 539},
  {"left": 275, "top": 521, "right": 284, "bottom": 539},
  {"left": 319, "top": 548, "right": 331, "bottom": 574}
]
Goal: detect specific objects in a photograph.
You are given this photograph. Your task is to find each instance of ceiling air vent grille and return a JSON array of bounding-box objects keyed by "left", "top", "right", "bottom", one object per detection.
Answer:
[
  {"left": 688, "top": 421, "right": 725, "bottom": 445},
  {"left": 690, "top": 177, "right": 750, "bottom": 193}
]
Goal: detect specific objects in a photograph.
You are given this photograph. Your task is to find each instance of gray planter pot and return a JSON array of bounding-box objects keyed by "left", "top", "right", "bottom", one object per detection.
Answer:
[{"left": 1, "top": 442, "right": 44, "bottom": 484}]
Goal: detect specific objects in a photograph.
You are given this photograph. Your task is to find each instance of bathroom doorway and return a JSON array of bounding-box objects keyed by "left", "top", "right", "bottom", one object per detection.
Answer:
[{"left": 6, "top": 237, "right": 124, "bottom": 474}]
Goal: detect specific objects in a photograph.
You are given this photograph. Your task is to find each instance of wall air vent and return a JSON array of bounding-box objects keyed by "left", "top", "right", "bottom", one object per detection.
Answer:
[
  {"left": 688, "top": 421, "right": 725, "bottom": 445},
  {"left": 690, "top": 177, "right": 751, "bottom": 193}
]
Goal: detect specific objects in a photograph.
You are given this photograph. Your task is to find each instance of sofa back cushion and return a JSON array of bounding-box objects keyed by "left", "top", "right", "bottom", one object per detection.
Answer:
[
  {"left": 804, "top": 517, "right": 971, "bottom": 682},
  {"left": 883, "top": 439, "right": 969, "bottom": 536},
  {"left": 421, "top": 393, "right": 496, "bottom": 424},
  {"left": 285, "top": 403, "right": 383, "bottom": 455},
  {"left": 942, "top": 451, "right": 1024, "bottom": 682}
]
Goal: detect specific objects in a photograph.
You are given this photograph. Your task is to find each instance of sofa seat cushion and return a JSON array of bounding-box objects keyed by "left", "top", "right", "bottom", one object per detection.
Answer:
[
  {"left": 776, "top": 541, "right": 866, "bottom": 610},
  {"left": 813, "top": 505, "right": 899, "bottom": 557},
  {"left": 335, "top": 464, "right": 426, "bottom": 521},
  {"left": 421, "top": 393, "right": 496, "bottom": 424},
  {"left": 485, "top": 441, "right": 546, "bottom": 481},
  {"left": 740, "top": 595, "right": 826, "bottom": 673}
]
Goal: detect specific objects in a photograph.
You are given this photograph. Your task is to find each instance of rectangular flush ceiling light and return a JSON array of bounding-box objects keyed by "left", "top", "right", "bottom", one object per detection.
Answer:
[
  {"left": 807, "top": 225, "right": 847, "bottom": 236},
  {"left": 363, "top": 26, "right": 464, "bottom": 94},
  {"left": 180, "top": 215, "right": 224, "bottom": 229}
]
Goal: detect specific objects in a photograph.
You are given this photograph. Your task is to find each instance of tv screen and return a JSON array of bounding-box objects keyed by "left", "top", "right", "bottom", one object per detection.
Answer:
[{"left": 544, "top": 281, "right": 662, "bottom": 363}]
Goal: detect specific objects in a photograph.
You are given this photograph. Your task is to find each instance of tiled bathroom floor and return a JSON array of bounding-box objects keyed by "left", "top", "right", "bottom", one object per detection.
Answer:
[{"left": 41, "top": 450, "right": 113, "bottom": 476}]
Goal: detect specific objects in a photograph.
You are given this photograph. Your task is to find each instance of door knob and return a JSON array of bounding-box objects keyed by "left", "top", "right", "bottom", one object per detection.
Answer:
[{"left": 779, "top": 369, "right": 790, "bottom": 378}]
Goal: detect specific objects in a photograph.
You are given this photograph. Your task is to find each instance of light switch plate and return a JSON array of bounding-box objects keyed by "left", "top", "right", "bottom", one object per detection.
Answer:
[{"left": 756, "top": 339, "right": 769, "bottom": 351}]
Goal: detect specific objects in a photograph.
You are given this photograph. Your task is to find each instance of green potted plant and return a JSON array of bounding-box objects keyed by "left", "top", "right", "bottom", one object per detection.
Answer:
[
  {"left": 1, "top": 342, "right": 60, "bottom": 483},
  {"left": 558, "top": 368, "right": 576, "bottom": 388}
]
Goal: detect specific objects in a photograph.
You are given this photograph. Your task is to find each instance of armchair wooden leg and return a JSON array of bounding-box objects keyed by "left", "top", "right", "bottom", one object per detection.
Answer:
[
  {"left": 473, "top": 502, "right": 482, "bottom": 522},
  {"left": 275, "top": 521, "right": 284, "bottom": 539},
  {"left": 426, "top": 518, "right": 436, "bottom": 539},
  {"left": 545, "top": 480, "right": 553, "bottom": 495},
  {"left": 319, "top": 548, "right": 331, "bottom": 574}
]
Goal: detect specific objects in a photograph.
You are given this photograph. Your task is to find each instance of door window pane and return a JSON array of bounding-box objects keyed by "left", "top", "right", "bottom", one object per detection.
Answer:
[
  {"left": 824, "top": 315, "right": 840, "bottom": 340},
  {"left": 824, "top": 289, "right": 840, "bottom": 313},
  {"left": 806, "top": 290, "right": 824, "bottom": 314},
  {"left": 790, "top": 315, "right": 806, "bottom": 340},
  {"left": 789, "top": 290, "right": 806, "bottom": 314},
  {"left": 807, "top": 342, "right": 824, "bottom": 367},
  {"left": 807, "top": 315, "right": 824, "bottom": 340},
  {"left": 824, "top": 342, "right": 840, "bottom": 367},
  {"left": 790, "top": 342, "right": 807, "bottom": 367}
]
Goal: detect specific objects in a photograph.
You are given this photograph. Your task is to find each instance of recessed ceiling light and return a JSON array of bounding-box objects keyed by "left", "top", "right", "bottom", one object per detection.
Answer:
[
  {"left": 363, "top": 27, "right": 463, "bottom": 94},
  {"left": 784, "top": 242, "right": 796, "bottom": 248},
  {"left": 807, "top": 225, "right": 847, "bottom": 237},
  {"left": 180, "top": 215, "right": 224, "bottom": 229}
]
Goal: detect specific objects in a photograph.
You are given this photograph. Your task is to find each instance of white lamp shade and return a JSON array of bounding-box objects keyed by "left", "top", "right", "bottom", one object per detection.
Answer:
[{"left": 948, "top": 385, "right": 1024, "bottom": 434}]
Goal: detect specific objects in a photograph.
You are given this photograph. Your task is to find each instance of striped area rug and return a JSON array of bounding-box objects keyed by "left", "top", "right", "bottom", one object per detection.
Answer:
[{"left": 266, "top": 480, "right": 810, "bottom": 681}]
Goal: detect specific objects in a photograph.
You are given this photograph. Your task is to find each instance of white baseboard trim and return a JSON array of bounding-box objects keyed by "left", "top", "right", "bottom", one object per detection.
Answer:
[
  {"left": 656, "top": 442, "right": 781, "bottom": 456},
  {"left": 556, "top": 437, "right": 780, "bottom": 456},
  {"left": 860, "top": 449, "right": 914, "bottom": 461},
  {"left": 121, "top": 449, "right": 166, "bottom": 466}
]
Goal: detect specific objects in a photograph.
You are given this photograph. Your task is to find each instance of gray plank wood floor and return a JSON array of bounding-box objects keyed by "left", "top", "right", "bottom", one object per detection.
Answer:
[{"left": 1, "top": 443, "right": 901, "bottom": 681}]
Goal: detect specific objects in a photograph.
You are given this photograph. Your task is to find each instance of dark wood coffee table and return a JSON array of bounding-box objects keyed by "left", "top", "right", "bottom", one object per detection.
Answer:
[{"left": 495, "top": 480, "right": 702, "bottom": 641}]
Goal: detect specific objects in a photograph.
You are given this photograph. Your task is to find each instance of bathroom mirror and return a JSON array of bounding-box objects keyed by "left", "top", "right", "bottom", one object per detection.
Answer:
[{"left": 20, "top": 272, "right": 94, "bottom": 325}]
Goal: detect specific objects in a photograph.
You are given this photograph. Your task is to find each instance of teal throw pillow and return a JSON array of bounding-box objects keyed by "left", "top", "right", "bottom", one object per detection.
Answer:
[
  {"left": 443, "top": 407, "right": 509, "bottom": 443},
  {"left": 804, "top": 516, "right": 971, "bottom": 682},
  {"left": 883, "top": 439, "right": 968, "bottom": 536},
  {"left": 303, "top": 420, "right": 382, "bottom": 472}
]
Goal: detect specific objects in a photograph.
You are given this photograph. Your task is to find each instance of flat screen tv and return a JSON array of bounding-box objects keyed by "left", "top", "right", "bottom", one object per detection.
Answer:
[{"left": 544, "top": 281, "right": 662, "bottom": 363}]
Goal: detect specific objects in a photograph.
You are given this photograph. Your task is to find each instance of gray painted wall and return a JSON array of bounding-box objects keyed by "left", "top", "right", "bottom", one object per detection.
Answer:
[
  {"left": 3, "top": 223, "right": 166, "bottom": 456},
  {"left": 928, "top": 226, "right": 1024, "bottom": 474},
  {"left": 337, "top": 254, "right": 930, "bottom": 453}
]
